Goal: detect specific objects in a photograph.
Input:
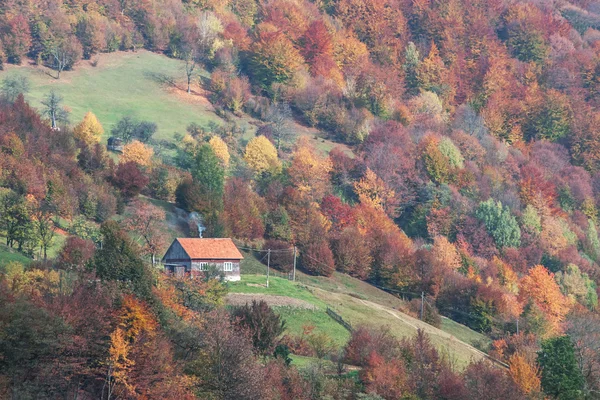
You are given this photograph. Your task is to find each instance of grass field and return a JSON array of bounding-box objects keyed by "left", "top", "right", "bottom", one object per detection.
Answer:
[
  {"left": 1, "top": 51, "right": 352, "bottom": 158},
  {"left": 0, "top": 231, "right": 66, "bottom": 264},
  {"left": 1, "top": 51, "right": 228, "bottom": 144},
  {"left": 230, "top": 273, "right": 490, "bottom": 368},
  {"left": 0, "top": 243, "right": 32, "bottom": 267}
]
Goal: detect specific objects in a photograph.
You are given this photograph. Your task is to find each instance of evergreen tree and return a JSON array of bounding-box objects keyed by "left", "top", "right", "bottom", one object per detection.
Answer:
[
  {"left": 191, "top": 144, "right": 225, "bottom": 213},
  {"left": 91, "top": 221, "right": 153, "bottom": 298},
  {"left": 403, "top": 42, "right": 420, "bottom": 96},
  {"left": 537, "top": 336, "right": 584, "bottom": 400},
  {"left": 475, "top": 199, "right": 521, "bottom": 248}
]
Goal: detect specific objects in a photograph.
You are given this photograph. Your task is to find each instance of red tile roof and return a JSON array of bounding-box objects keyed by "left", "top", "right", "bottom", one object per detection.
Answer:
[{"left": 177, "top": 238, "right": 244, "bottom": 260}]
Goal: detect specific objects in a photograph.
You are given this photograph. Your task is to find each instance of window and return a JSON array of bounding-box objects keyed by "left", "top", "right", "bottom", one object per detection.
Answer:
[
  {"left": 223, "top": 262, "right": 233, "bottom": 272},
  {"left": 198, "top": 262, "right": 208, "bottom": 271}
]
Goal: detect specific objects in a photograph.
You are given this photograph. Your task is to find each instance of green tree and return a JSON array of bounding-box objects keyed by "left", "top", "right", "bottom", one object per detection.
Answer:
[
  {"left": 537, "top": 336, "right": 585, "bottom": 399},
  {"left": 585, "top": 219, "right": 600, "bottom": 261},
  {"left": 475, "top": 199, "right": 521, "bottom": 248},
  {"left": 521, "top": 204, "right": 542, "bottom": 235},
  {"left": 1, "top": 75, "right": 30, "bottom": 103},
  {"left": 438, "top": 137, "right": 464, "bottom": 168},
  {"left": 91, "top": 221, "right": 153, "bottom": 298},
  {"left": 0, "top": 191, "right": 35, "bottom": 254},
  {"left": 506, "top": 26, "right": 548, "bottom": 64},
  {"left": 555, "top": 264, "right": 598, "bottom": 310},
  {"left": 524, "top": 91, "right": 572, "bottom": 142},
  {"left": 403, "top": 42, "right": 420, "bottom": 96},
  {"left": 191, "top": 144, "right": 225, "bottom": 213}
]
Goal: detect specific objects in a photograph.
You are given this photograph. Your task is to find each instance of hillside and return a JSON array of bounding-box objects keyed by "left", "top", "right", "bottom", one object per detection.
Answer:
[
  {"left": 2, "top": 51, "right": 349, "bottom": 157},
  {"left": 229, "top": 273, "right": 491, "bottom": 368},
  {"left": 2, "top": 51, "right": 224, "bottom": 143},
  {"left": 3, "top": 0, "right": 600, "bottom": 396}
]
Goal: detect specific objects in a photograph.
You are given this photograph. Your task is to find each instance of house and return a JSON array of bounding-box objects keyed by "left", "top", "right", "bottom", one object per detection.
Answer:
[
  {"left": 161, "top": 238, "right": 243, "bottom": 281},
  {"left": 107, "top": 137, "right": 124, "bottom": 153}
]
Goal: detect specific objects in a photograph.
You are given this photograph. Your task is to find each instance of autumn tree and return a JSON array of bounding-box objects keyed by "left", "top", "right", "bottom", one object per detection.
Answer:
[
  {"left": 354, "top": 168, "right": 397, "bottom": 216},
  {"left": 244, "top": 135, "right": 282, "bottom": 175},
  {"left": 248, "top": 23, "right": 304, "bottom": 91},
  {"left": 112, "top": 162, "right": 149, "bottom": 200},
  {"left": 189, "top": 310, "right": 264, "bottom": 399},
  {"left": 121, "top": 140, "right": 154, "bottom": 167},
  {"left": 209, "top": 136, "right": 230, "bottom": 167},
  {"left": 520, "top": 265, "right": 571, "bottom": 337},
  {"left": 417, "top": 42, "right": 449, "bottom": 97},
  {"left": 57, "top": 236, "right": 96, "bottom": 270},
  {"left": 301, "top": 20, "right": 341, "bottom": 84},
  {"left": 231, "top": 300, "right": 286, "bottom": 355},
  {"left": 463, "top": 360, "right": 522, "bottom": 400},
  {"left": 431, "top": 236, "right": 462, "bottom": 271},
  {"left": 333, "top": 226, "right": 372, "bottom": 279},
  {"left": 123, "top": 199, "right": 169, "bottom": 264},
  {"left": 300, "top": 240, "right": 335, "bottom": 276},
  {"left": 223, "top": 178, "right": 265, "bottom": 240},
  {"left": 73, "top": 111, "right": 104, "bottom": 147},
  {"left": 289, "top": 138, "right": 332, "bottom": 201},
  {"left": 508, "top": 353, "right": 541, "bottom": 396},
  {"left": 3, "top": 15, "right": 32, "bottom": 64}
]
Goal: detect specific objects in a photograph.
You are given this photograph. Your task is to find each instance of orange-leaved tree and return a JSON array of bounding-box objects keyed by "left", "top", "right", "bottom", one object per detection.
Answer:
[
  {"left": 519, "top": 265, "right": 571, "bottom": 337},
  {"left": 508, "top": 353, "right": 541, "bottom": 396}
]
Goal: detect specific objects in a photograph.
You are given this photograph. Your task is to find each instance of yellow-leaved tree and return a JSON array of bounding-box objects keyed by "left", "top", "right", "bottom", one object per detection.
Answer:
[
  {"left": 289, "top": 137, "right": 332, "bottom": 201},
  {"left": 73, "top": 112, "right": 104, "bottom": 147},
  {"left": 354, "top": 168, "right": 396, "bottom": 214},
  {"left": 121, "top": 140, "right": 154, "bottom": 167},
  {"left": 244, "top": 135, "right": 281, "bottom": 174},
  {"left": 209, "top": 136, "right": 230, "bottom": 167}
]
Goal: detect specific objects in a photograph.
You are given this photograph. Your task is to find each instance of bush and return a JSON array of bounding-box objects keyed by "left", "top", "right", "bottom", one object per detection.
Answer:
[{"left": 231, "top": 300, "right": 286, "bottom": 355}]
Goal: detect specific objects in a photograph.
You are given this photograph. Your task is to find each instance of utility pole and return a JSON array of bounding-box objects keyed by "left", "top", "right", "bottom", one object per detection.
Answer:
[
  {"left": 266, "top": 249, "right": 271, "bottom": 288},
  {"left": 292, "top": 246, "right": 297, "bottom": 282},
  {"left": 420, "top": 291, "right": 424, "bottom": 320}
]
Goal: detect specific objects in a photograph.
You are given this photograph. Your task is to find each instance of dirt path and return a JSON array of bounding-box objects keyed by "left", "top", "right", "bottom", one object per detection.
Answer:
[
  {"left": 358, "top": 298, "right": 508, "bottom": 368},
  {"left": 226, "top": 293, "right": 316, "bottom": 309}
]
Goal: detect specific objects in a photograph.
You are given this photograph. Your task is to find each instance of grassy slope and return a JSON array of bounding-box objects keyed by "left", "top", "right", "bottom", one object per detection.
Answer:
[
  {"left": 229, "top": 274, "right": 351, "bottom": 346},
  {"left": 230, "top": 274, "right": 490, "bottom": 368},
  {"left": 2, "top": 51, "right": 352, "bottom": 157},
  {"left": 2, "top": 51, "right": 225, "bottom": 143},
  {"left": 0, "top": 244, "right": 33, "bottom": 267}
]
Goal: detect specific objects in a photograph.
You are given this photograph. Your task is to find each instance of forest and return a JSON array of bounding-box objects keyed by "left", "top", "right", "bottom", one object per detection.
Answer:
[{"left": 2, "top": 0, "right": 600, "bottom": 398}]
